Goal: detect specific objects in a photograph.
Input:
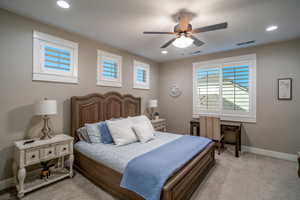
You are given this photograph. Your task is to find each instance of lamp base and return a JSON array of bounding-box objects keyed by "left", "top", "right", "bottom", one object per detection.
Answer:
[{"left": 40, "top": 115, "right": 53, "bottom": 140}]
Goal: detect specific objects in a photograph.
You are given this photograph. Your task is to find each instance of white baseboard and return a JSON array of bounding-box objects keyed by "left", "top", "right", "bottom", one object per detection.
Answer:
[
  {"left": 0, "top": 177, "right": 14, "bottom": 191},
  {"left": 242, "top": 145, "right": 298, "bottom": 162}
]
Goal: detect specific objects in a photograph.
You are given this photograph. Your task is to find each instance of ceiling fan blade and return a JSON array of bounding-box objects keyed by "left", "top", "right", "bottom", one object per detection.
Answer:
[
  {"left": 190, "top": 35, "right": 205, "bottom": 47},
  {"left": 192, "top": 22, "right": 228, "bottom": 34},
  {"left": 160, "top": 38, "right": 177, "bottom": 48},
  {"left": 143, "top": 31, "right": 175, "bottom": 34}
]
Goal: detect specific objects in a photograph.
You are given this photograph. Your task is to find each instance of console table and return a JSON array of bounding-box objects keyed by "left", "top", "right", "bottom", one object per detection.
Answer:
[
  {"left": 13, "top": 134, "right": 74, "bottom": 198},
  {"left": 190, "top": 120, "right": 242, "bottom": 157}
]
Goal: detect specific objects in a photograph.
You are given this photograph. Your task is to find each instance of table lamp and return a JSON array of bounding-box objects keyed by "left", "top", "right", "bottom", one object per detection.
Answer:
[
  {"left": 148, "top": 99, "right": 158, "bottom": 120},
  {"left": 34, "top": 99, "right": 57, "bottom": 140}
]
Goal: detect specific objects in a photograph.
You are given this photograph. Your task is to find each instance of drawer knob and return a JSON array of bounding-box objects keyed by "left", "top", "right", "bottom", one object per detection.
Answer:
[
  {"left": 49, "top": 151, "right": 52, "bottom": 154},
  {"left": 63, "top": 147, "right": 67, "bottom": 151},
  {"left": 31, "top": 155, "right": 35, "bottom": 158}
]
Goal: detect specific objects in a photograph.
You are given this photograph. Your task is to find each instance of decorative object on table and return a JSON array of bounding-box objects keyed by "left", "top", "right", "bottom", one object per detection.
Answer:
[
  {"left": 169, "top": 84, "right": 182, "bottom": 97},
  {"left": 34, "top": 98, "right": 57, "bottom": 140},
  {"left": 148, "top": 99, "right": 158, "bottom": 120},
  {"left": 40, "top": 161, "right": 55, "bottom": 180},
  {"left": 278, "top": 78, "right": 292, "bottom": 100},
  {"left": 153, "top": 112, "right": 160, "bottom": 120}
]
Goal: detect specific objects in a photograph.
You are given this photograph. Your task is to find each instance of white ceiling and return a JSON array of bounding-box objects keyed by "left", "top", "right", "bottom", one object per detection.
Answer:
[{"left": 1, "top": 0, "right": 300, "bottom": 62}]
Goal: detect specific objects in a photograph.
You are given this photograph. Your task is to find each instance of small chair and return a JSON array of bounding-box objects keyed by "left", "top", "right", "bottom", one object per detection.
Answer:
[{"left": 199, "top": 116, "right": 224, "bottom": 154}]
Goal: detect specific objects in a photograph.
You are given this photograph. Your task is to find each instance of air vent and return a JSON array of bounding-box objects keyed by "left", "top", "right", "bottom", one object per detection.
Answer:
[
  {"left": 236, "top": 40, "right": 255, "bottom": 46},
  {"left": 191, "top": 50, "right": 202, "bottom": 55}
]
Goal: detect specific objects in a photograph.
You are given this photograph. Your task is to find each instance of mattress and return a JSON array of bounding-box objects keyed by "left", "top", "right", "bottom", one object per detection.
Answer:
[{"left": 74, "top": 132, "right": 182, "bottom": 173}]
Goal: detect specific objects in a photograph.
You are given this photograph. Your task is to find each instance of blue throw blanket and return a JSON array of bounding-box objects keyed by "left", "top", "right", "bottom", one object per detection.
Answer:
[{"left": 120, "top": 136, "right": 212, "bottom": 200}]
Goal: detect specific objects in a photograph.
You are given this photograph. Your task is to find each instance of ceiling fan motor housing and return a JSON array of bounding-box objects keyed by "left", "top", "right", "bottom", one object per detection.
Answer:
[{"left": 174, "top": 24, "right": 193, "bottom": 33}]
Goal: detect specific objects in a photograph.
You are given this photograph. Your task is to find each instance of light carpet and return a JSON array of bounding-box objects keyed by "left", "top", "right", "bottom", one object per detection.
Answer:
[{"left": 1, "top": 150, "right": 299, "bottom": 200}]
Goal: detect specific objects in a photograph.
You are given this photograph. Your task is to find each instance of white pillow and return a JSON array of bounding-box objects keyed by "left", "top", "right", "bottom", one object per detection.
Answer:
[
  {"left": 106, "top": 118, "right": 138, "bottom": 146},
  {"left": 132, "top": 122, "right": 154, "bottom": 143},
  {"left": 130, "top": 115, "right": 155, "bottom": 133}
]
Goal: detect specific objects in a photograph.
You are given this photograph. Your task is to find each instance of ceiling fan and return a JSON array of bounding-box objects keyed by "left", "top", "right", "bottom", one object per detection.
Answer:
[{"left": 143, "top": 14, "right": 228, "bottom": 49}]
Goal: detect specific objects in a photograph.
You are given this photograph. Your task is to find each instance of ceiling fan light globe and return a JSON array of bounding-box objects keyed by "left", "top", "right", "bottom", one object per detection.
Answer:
[{"left": 172, "top": 36, "right": 194, "bottom": 48}]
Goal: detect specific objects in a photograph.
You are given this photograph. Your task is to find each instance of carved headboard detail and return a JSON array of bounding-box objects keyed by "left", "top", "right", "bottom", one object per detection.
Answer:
[{"left": 71, "top": 92, "right": 141, "bottom": 142}]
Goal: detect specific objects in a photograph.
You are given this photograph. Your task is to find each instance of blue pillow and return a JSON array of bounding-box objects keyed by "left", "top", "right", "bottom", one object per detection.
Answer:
[{"left": 98, "top": 122, "right": 113, "bottom": 144}]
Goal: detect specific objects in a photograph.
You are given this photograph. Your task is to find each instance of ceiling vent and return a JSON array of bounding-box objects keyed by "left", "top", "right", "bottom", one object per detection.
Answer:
[
  {"left": 191, "top": 50, "right": 202, "bottom": 55},
  {"left": 236, "top": 40, "right": 255, "bottom": 46}
]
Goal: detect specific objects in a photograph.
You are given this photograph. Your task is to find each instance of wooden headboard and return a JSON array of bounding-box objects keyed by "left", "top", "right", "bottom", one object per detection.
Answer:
[{"left": 71, "top": 92, "right": 141, "bottom": 142}]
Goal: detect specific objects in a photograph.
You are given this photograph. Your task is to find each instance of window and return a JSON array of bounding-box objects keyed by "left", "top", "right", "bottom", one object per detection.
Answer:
[
  {"left": 97, "top": 50, "right": 122, "bottom": 87},
  {"left": 133, "top": 60, "right": 150, "bottom": 89},
  {"left": 33, "top": 31, "right": 78, "bottom": 83},
  {"left": 193, "top": 54, "right": 256, "bottom": 122}
]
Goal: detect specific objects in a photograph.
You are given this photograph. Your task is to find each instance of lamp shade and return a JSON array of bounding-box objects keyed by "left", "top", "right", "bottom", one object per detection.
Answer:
[
  {"left": 148, "top": 99, "right": 158, "bottom": 108},
  {"left": 34, "top": 100, "right": 57, "bottom": 115}
]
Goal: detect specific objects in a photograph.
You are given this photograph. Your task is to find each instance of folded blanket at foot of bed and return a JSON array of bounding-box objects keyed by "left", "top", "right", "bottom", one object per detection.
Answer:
[{"left": 120, "top": 135, "right": 212, "bottom": 200}]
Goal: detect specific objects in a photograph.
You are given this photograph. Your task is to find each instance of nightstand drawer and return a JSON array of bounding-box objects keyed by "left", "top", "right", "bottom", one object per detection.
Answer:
[
  {"left": 56, "top": 143, "right": 70, "bottom": 156},
  {"left": 25, "top": 149, "right": 40, "bottom": 165},
  {"left": 41, "top": 146, "right": 56, "bottom": 160},
  {"left": 151, "top": 119, "right": 167, "bottom": 131}
]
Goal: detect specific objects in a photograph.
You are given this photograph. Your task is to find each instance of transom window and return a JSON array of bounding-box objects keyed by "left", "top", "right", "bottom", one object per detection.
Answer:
[
  {"left": 133, "top": 60, "right": 150, "bottom": 89},
  {"left": 97, "top": 50, "right": 122, "bottom": 87},
  {"left": 193, "top": 54, "right": 256, "bottom": 122},
  {"left": 33, "top": 31, "right": 78, "bottom": 83}
]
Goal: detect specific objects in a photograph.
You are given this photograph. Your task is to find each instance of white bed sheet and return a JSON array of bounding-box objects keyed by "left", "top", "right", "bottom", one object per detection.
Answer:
[{"left": 74, "top": 132, "right": 182, "bottom": 173}]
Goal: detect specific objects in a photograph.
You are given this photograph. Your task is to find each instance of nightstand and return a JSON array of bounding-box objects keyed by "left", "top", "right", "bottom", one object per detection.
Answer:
[
  {"left": 13, "top": 134, "right": 74, "bottom": 198},
  {"left": 151, "top": 119, "right": 167, "bottom": 132}
]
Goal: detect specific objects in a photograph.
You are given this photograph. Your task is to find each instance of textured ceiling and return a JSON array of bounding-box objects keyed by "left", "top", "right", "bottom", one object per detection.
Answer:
[{"left": 1, "top": 0, "right": 300, "bottom": 62}]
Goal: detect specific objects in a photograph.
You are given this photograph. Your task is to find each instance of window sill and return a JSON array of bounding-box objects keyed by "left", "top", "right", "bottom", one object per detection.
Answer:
[
  {"left": 97, "top": 80, "right": 122, "bottom": 87},
  {"left": 133, "top": 84, "right": 150, "bottom": 90},
  {"left": 193, "top": 113, "right": 256, "bottom": 123},
  {"left": 33, "top": 73, "right": 78, "bottom": 84}
]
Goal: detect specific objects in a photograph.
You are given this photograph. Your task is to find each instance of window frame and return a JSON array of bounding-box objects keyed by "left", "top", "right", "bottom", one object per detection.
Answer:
[
  {"left": 193, "top": 54, "right": 256, "bottom": 123},
  {"left": 133, "top": 60, "right": 150, "bottom": 90},
  {"left": 97, "top": 50, "right": 122, "bottom": 87},
  {"left": 33, "top": 31, "right": 79, "bottom": 84}
]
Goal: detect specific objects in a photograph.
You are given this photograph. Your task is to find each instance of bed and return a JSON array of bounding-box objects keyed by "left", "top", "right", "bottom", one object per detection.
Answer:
[{"left": 71, "top": 92, "right": 215, "bottom": 200}]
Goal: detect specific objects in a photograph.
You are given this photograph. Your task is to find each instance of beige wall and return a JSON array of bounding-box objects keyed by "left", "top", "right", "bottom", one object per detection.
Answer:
[
  {"left": 159, "top": 39, "right": 300, "bottom": 155},
  {"left": 0, "top": 9, "right": 159, "bottom": 180}
]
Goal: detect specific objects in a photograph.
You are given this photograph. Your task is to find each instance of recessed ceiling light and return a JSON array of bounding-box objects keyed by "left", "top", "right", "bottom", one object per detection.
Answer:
[
  {"left": 161, "top": 50, "right": 168, "bottom": 54},
  {"left": 57, "top": 0, "right": 70, "bottom": 9},
  {"left": 266, "top": 25, "right": 278, "bottom": 32}
]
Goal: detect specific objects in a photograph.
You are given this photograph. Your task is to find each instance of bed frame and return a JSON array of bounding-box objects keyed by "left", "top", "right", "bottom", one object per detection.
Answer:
[{"left": 71, "top": 92, "right": 215, "bottom": 200}]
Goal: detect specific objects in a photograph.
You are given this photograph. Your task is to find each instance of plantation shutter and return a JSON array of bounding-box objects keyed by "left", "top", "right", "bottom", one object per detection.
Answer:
[
  {"left": 44, "top": 46, "right": 71, "bottom": 71},
  {"left": 102, "top": 60, "right": 118, "bottom": 78},
  {"left": 222, "top": 64, "right": 250, "bottom": 112},
  {"left": 137, "top": 68, "right": 146, "bottom": 83},
  {"left": 195, "top": 67, "right": 221, "bottom": 114}
]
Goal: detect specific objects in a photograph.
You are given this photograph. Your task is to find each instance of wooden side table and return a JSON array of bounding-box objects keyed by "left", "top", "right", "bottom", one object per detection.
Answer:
[
  {"left": 221, "top": 121, "right": 242, "bottom": 157},
  {"left": 190, "top": 120, "right": 242, "bottom": 157},
  {"left": 13, "top": 134, "right": 74, "bottom": 198},
  {"left": 151, "top": 119, "right": 167, "bottom": 132}
]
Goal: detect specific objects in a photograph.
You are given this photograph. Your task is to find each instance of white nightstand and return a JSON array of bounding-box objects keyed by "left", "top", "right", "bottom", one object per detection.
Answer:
[
  {"left": 13, "top": 134, "right": 74, "bottom": 198},
  {"left": 151, "top": 118, "right": 167, "bottom": 132}
]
